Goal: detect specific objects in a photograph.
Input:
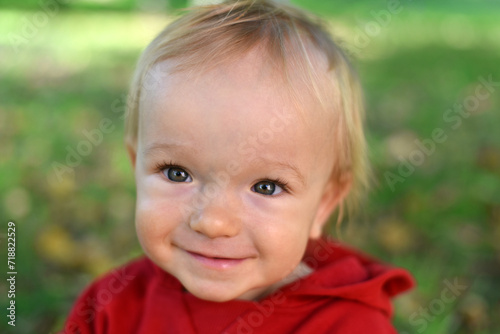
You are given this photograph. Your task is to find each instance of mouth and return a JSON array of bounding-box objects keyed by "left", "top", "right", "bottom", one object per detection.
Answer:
[{"left": 185, "top": 250, "right": 248, "bottom": 270}]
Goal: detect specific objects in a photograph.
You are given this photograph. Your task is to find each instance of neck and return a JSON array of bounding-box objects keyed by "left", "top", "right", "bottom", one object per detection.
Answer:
[{"left": 250, "top": 261, "right": 314, "bottom": 301}]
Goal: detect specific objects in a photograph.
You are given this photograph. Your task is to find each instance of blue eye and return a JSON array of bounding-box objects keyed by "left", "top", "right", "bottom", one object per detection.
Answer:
[
  {"left": 253, "top": 181, "right": 284, "bottom": 196},
  {"left": 164, "top": 167, "right": 192, "bottom": 182}
]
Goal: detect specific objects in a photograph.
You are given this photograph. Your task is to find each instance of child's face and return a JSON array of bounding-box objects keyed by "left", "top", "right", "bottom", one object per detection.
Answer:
[{"left": 129, "top": 50, "right": 346, "bottom": 302}]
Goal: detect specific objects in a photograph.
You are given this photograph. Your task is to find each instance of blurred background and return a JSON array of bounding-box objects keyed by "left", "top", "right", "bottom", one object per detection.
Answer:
[{"left": 0, "top": 0, "right": 499, "bottom": 333}]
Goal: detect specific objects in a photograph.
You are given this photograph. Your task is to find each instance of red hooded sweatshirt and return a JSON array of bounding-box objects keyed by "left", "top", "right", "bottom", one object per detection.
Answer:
[{"left": 62, "top": 238, "right": 414, "bottom": 334}]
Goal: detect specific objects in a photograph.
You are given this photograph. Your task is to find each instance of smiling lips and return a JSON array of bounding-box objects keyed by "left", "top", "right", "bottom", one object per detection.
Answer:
[{"left": 186, "top": 250, "right": 249, "bottom": 270}]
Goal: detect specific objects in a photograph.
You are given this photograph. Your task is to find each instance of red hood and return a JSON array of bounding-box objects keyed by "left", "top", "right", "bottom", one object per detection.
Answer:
[{"left": 275, "top": 237, "right": 415, "bottom": 317}]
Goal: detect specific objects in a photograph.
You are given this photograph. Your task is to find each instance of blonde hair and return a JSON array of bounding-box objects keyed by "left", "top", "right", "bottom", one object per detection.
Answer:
[{"left": 125, "top": 0, "right": 369, "bottom": 227}]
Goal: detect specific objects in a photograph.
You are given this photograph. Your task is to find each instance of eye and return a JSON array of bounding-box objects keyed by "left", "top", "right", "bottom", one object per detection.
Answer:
[
  {"left": 163, "top": 167, "right": 192, "bottom": 183},
  {"left": 252, "top": 181, "right": 284, "bottom": 196}
]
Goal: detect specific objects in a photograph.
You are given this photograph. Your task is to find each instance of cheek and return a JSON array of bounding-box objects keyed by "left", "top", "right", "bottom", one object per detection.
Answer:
[
  {"left": 135, "top": 191, "right": 181, "bottom": 256},
  {"left": 250, "top": 206, "right": 313, "bottom": 268},
  {"left": 250, "top": 187, "right": 329, "bottom": 268},
  {"left": 256, "top": 227, "right": 310, "bottom": 280},
  {"left": 135, "top": 171, "right": 186, "bottom": 235}
]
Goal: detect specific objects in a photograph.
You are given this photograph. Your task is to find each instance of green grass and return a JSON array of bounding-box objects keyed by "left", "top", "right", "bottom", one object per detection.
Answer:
[{"left": 1, "top": 3, "right": 499, "bottom": 333}]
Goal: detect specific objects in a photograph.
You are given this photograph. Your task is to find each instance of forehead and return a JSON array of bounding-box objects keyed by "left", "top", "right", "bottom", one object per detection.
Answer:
[{"left": 138, "top": 49, "right": 335, "bottom": 174}]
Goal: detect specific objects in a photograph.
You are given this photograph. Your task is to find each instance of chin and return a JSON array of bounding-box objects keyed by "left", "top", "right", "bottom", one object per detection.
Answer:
[{"left": 187, "top": 285, "right": 243, "bottom": 303}]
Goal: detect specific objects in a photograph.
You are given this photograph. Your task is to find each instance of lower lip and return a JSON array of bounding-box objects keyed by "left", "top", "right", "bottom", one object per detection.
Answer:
[{"left": 187, "top": 251, "right": 247, "bottom": 270}]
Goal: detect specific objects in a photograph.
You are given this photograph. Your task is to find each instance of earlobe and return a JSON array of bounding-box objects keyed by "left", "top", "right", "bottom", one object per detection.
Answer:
[
  {"left": 310, "top": 175, "right": 351, "bottom": 239},
  {"left": 126, "top": 141, "right": 137, "bottom": 170}
]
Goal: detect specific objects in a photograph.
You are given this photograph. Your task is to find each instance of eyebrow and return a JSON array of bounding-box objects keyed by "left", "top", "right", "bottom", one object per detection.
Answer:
[
  {"left": 256, "top": 158, "right": 306, "bottom": 187},
  {"left": 142, "top": 142, "right": 196, "bottom": 156}
]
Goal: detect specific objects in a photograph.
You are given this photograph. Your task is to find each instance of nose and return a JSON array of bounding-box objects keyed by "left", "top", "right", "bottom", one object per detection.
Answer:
[{"left": 189, "top": 190, "right": 241, "bottom": 239}]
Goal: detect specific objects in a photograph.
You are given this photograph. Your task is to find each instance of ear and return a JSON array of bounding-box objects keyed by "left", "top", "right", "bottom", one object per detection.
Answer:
[
  {"left": 126, "top": 140, "right": 137, "bottom": 171},
  {"left": 309, "top": 174, "right": 352, "bottom": 239}
]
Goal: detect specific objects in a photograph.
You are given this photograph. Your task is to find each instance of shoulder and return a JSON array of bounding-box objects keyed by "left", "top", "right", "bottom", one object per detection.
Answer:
[
  {"left": 76, "top": 256, "right": 154, "bottom": 306},
  {"left": 84, "top": 256, "right": 153, "bottom": 295},
  {"left": 318, "top": 299, "right": 399, "bottom": 334},
  {"left": 61, "top": 257, "right": 156, "bottom": 334},
  {"left": 253, "top": 295, "right": 400, "bottom": 333}
]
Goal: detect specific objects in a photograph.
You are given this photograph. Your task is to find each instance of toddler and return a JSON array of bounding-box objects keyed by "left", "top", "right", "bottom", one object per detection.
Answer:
[{"left": 63, "top": 1, "right": 414, "bottom": 333}]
